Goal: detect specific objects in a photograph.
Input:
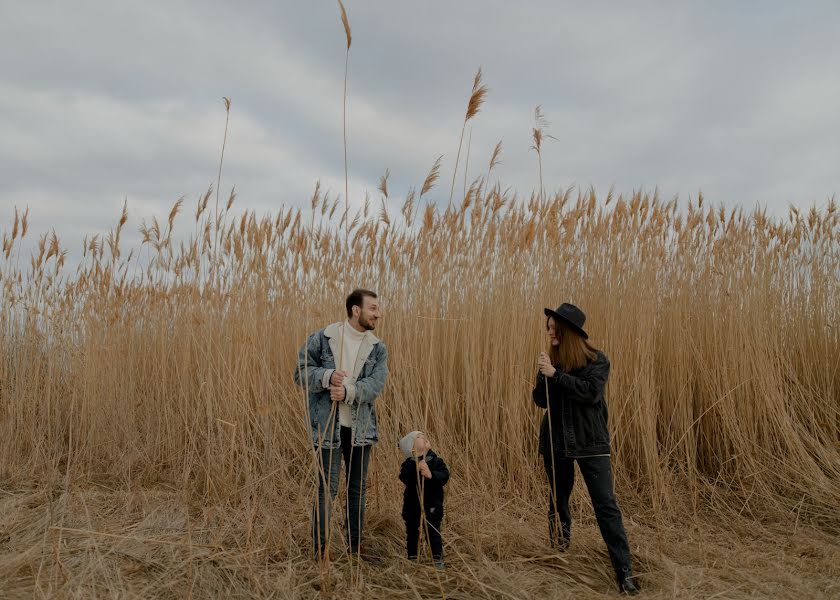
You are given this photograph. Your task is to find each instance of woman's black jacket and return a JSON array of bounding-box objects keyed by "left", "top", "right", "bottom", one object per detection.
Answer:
[{"left": 532, "top": 351, "right": 611, "bottom": 458}]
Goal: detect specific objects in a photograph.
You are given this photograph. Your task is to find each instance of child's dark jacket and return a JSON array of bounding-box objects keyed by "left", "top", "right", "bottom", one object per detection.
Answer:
[{"left": 399, "top": 450, "right": 449, "bottom": 521}]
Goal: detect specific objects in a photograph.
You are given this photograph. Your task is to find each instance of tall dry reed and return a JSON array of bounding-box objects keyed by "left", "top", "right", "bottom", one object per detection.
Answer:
[{"left": 1, "top": 181, "right": 838, "bottom": 525}]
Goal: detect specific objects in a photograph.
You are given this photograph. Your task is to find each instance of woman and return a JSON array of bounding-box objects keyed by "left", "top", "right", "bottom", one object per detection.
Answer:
[{"left": 533, "top": 303, "right": 639, "bottom": 595}]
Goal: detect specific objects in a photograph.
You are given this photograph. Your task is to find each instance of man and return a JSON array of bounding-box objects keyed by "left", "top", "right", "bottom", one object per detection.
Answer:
[{"left": 294, "top": 289, "right": 388, "bottom": 562}]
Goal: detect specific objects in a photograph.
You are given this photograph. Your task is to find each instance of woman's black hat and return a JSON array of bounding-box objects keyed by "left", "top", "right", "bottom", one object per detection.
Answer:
[{"left": 544, "top": 303, "right": 588, "bottom": 339}]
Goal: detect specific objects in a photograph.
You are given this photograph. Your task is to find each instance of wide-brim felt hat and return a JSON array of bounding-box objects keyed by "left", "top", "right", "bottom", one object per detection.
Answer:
[{"left": 544, "top": 303, "right": 588, "bottom": 339}]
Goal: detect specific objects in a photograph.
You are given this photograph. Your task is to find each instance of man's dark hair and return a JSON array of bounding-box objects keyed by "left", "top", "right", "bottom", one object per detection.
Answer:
[{"left": 346, "top": 289, "right": 378, "bottom": 317}]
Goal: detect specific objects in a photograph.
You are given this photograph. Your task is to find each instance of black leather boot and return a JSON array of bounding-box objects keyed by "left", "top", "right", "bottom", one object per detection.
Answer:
[{"left": 617, "top": 567, "right": 639, "bottom": 595}]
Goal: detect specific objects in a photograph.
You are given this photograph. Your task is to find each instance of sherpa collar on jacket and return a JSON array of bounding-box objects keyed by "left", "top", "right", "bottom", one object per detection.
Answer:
[{"left": 323, "top": 321, "right": 380, "bottom": 379}]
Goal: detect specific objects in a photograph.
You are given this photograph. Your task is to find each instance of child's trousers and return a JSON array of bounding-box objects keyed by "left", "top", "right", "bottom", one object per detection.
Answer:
[{"left": 404, "top": 513, "right": 443, "bottom": 560}]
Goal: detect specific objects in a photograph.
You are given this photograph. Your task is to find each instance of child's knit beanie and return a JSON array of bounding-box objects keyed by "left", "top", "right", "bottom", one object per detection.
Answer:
[{"left": 399, "top": 431, "right": 423, "bottom": 459}]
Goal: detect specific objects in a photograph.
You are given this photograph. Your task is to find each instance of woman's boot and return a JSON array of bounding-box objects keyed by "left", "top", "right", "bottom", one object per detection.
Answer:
[{"left": 617, "top": 566, "right": 639, "bottom": 595}]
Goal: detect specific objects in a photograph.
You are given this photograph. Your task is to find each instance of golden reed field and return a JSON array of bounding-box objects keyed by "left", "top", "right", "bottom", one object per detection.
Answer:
[{"left": 1, "top": 8, "right": 839, "bottom": 600}]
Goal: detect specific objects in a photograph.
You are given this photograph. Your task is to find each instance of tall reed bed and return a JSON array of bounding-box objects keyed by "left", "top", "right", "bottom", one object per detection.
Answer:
[{"left": 1, "top": 182, "right": 838, "bottom": 528}]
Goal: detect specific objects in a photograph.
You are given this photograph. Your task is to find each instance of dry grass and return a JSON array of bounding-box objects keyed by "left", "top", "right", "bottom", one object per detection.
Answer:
[
  {"left": 0, "top": 484, "right": 837, "bottom": 598},
  {"left": 0, "top": 180, "right": 838, "bottom": 598}
]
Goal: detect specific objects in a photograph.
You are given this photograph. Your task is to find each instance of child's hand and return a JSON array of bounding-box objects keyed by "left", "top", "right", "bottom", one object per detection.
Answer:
[{"left": 418, "top": 460, "right": 432, "bottom": 479}]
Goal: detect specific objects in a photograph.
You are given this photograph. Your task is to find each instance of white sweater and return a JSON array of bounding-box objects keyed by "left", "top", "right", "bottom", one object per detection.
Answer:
[{"left": 337, "top": 321, "right": 365, "bottom": 427}]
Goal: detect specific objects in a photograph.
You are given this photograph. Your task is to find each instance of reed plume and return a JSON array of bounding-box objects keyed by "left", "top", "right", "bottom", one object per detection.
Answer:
[{"left": 448, "top": 67, "right": 488, "bottom": 207}]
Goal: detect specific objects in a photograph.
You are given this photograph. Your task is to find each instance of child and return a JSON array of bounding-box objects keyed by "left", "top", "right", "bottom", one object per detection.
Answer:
[{"left": 398, "top": 431, "right": 450, "bottom": 568}]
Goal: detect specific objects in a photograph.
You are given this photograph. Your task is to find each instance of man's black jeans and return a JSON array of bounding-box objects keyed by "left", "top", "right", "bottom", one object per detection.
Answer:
[
  {"left": 543, "top": 453, "right": 632, "bottom": 573},
  {"left": 312, "top": 426, "right": 371, "bottom": 557}
]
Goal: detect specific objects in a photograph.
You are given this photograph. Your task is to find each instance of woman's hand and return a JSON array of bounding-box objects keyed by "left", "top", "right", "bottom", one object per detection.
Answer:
[{"left": 538, "top": 352, "right": 557, "bottom": 378}]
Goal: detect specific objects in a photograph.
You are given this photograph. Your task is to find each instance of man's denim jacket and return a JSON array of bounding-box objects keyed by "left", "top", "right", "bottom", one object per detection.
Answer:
[{"left": 294, "top": 322, "right": 388, "bottom": 449}]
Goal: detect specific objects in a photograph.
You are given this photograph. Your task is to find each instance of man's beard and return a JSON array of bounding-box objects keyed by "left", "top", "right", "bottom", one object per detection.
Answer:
[{"left": 358, "top": 315, "right": 375, "bottom": 331}]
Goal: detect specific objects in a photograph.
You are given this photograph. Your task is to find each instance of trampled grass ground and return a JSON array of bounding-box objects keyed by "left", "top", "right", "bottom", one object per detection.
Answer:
[{"left": 2, "top": 480, "right": 838, "bottom": 599}]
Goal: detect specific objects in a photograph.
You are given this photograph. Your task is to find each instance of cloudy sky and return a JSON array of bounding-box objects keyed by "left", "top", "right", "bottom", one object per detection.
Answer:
[{"left": 1, "top": 1, "right": 839, "bottom": 256}]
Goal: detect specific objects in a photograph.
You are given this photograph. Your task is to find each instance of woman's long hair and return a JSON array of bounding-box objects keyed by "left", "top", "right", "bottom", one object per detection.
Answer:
[{"left": 547, "top": 317, "right": 598, "bottom": 371}]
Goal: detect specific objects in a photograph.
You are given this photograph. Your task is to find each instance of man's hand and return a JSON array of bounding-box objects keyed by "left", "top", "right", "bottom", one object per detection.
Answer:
[
  {"left": 330, "top": 370, "right": 348, "bottom": 386},
  {"left": 538, "top": 352, "right": 557, "bottom": 378},
  {"left": 329, "top": 384, "right": 346, "bottom": 402},
  {"left": 418, "top": 460, "right": 432, "bottom": 479}
]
